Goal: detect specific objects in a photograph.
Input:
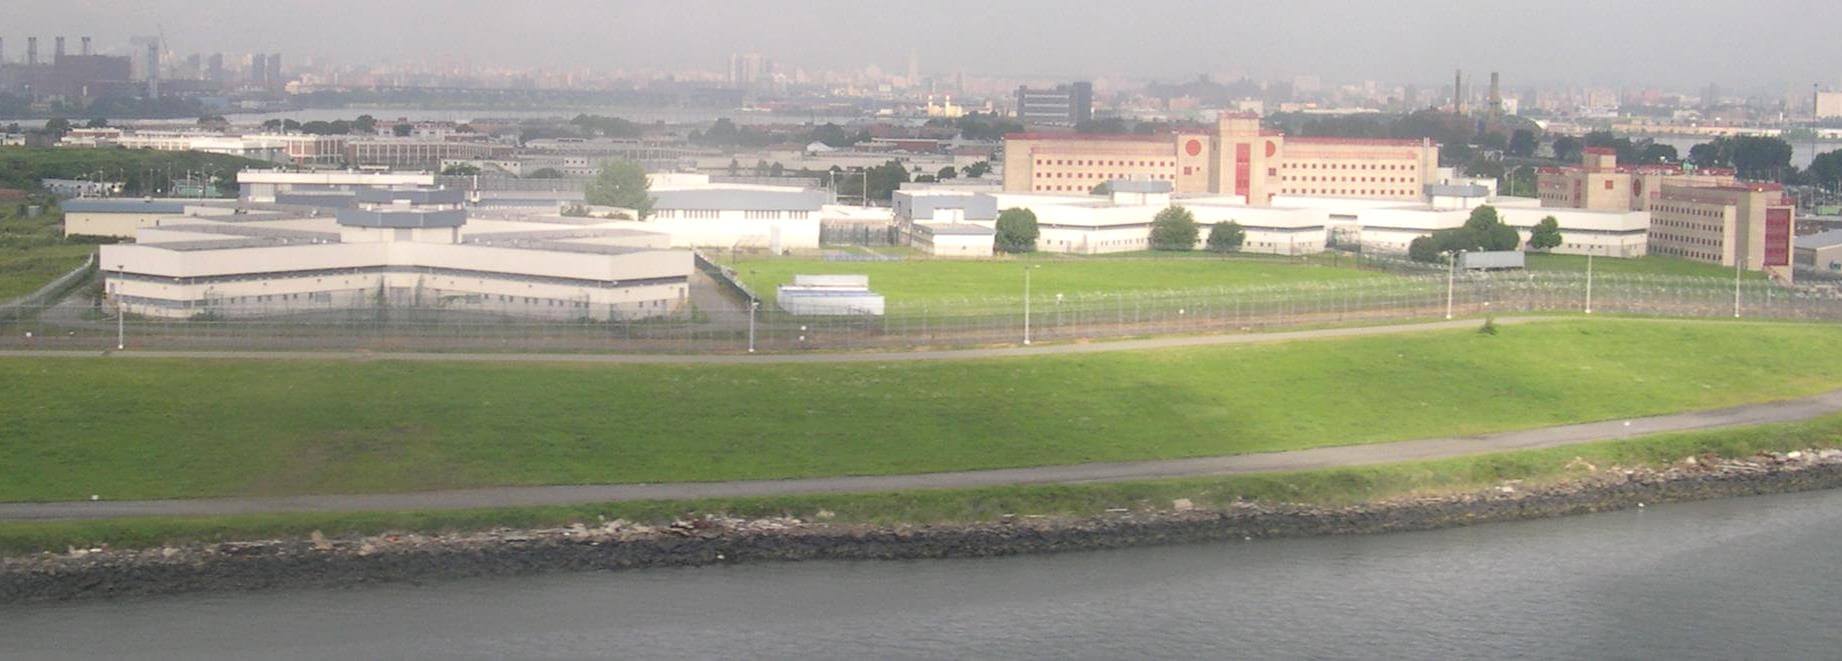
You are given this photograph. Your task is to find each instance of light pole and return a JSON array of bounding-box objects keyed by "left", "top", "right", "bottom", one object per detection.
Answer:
[
  {"left": 1734, "top": 256, "right": 1744, "bottom": 318},
  {"left": 1446, "top": 250, "right": 1464, "bottom": 320},
  {"left": 1023, "top": 264, "right": 1040, "bottom": 345},
  {"left": 747, "top": 299, "right": 758, "bottom": 353},
  {"left": 1585, "top": 248, "right": 1594, "bottom": 314},
  {"left": 115, "top": 264, "right": 125, "bottom": 350}
]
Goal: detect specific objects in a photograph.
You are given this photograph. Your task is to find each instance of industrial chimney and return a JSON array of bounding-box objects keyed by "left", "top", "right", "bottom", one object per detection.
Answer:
[
  {"left": 81, "top": 36, "right": 91, "bottom": 56},
  {"left": 54, "top": 36, "right": 65, "bottom": 61},
  {"left": 26, "top": 37, "right": 37, "bottom": 66},
  {"left": 146, "top": 40, "right": 160, "bottom": 98}
]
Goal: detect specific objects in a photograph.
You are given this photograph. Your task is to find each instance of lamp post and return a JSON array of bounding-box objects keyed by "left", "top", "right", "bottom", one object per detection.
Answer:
[
  {"left": 747, "top": 299, "right": 758, "bottom": 353},
  {"left": 1585, "top": 248, "right": 1594, "bottom": 314},
  {"left": 1446, "top": 250, "right": 1464, "bottom": 320},
  {"left": 1734, "top": 256, "right": 1744, "bottom": 318},
  {"left": 115, "top": 264, "right": 125, "bottom": 350},
  {"left": 1023, "top": 264, "right": 1040, "bottom": 345}
]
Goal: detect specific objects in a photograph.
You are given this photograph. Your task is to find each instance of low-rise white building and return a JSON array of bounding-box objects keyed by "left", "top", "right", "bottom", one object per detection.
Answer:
[{"left": 100, "top": 188, "right": 693, "bottom": 320}]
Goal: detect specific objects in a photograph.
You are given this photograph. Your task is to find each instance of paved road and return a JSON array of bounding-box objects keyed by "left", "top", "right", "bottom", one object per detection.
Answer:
[
  {"left": 6, "top": 388, "right": 1840, "bottom": 522},
  {"left": 0, "top": 316, "right": 1562, "bottom": 365}
]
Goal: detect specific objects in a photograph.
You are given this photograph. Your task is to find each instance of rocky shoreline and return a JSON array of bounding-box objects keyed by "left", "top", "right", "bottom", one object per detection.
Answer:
[{"left": 7, "top": 449, "right": 1842, "bottom": 604}]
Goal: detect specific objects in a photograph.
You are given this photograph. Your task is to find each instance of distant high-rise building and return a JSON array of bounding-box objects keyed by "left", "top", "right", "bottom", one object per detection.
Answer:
[
  {"left": 27, "top": 37, "right": 38, "bottom": 67},
  {"left": 727, "top": 52, "right": 771, "bottom": 93},
  {"left": 145, "top": 40, "right": 159, "bottom": 98},
  {"left": 81, "top": 36, "right": 90, "bottom": 56},
  {"left": 250, "top": 53, "right": 268, "bottom": 85},
  {"left": 906, "top": 49, "right": 918, "bottom": 87},
  {"left": 54, "top": 36, "right": 65, "bottom": 61},
  {"left": 1488, "top": 71, "right": 1503, "bottom": 119},
  {"left": 267, "top": 52, "right": 282, "bottom": 87},
  {"left": 207, "top": 52, "right": 224, "bottom": 83},
  {"left": 1014, "top": 82, "right": 1094, "bottom": 125}
]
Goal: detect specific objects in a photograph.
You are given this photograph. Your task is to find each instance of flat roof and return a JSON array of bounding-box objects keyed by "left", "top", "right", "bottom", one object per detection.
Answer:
[
  {"left": 923, "top": 223, "right": 996, "bottom": 235},
  {"left": 1795, "top": 229, "right": 1842, "bottom": 250},
  {"left": 60, "top": 198, "right": 191, "bottom": 214},
  {"left": 651, "top": 188, "right": 828, "bottom": 212}
]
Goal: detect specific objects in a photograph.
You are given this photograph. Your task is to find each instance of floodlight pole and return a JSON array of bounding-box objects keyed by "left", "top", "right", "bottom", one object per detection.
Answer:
[
  {"left": 115, "top": 264, "right": 125, "bottom": 350},
  {"left": 1585, "top": 250, "right": 1594, "bottom": 314},
  {"left": 748, "top": 299, "right": 758, "bottom": 353},
  {"left": 1734, "top": 256, "right": 1743, "bottom": 318},
  {"left": 1446, "top": 251, "right": 1462, "bottom": 320},
  {"left": 1023, "top": 266, "right": 1033, "bottom": 345}
]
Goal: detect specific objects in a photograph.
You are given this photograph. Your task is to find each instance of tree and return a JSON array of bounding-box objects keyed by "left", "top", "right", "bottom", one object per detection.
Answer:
[
  {"left": 1090, "top": 182, "right": 1112, "bottom": 195},
  {"left": 353, "top": 114, "right": 378, "bottom": 134},
  {"left": 1507, "top": 129, "right": 1538, "bottom": 158},
  {"left": 994, "top": 208, "right": 1039, "bottom": 253},
  {"left": 527, "top": 167, "right": 564, "bottom": 179},
  {"left": 391, "top": 123, "right": 413, "bottom": 137},
  {"left": 84, "top": 117, "right": 109, "bottom": 128},
  {"left": 585, "top": 159, "right": 654, "bottom": 219},
  {"left": 1637, "top": 142, "right": 1678, "bottom": 164},
  {"left": 727, "top": 159, "right": 740, "bottom": 176},
  {"left": 1206, "top": 221, "right": 1246, "bottom": 253},
  {"left": 1528, "top": 215, "right": 1563, "bottom": 251},
  {"left": 1551, "top": 136, "right": 1583, "bottom": 163},
  {"left": 770, "top": 162, "right": 785, "bottom": 177},
  {"left": 962, "top": 161, "right": 991, "bottom": 178},
  {"left": 1689, "top": 136, "right": 1793, "bottom": 180},
  {"left": 42, "top": 117, "right": 71, "bottom": 137},
  {"left": 1410, "top": 205, "right": 1520, "bottom": 262},
  {"left": 441, "top": 163, "right": 481, "bottom": 176},
  {"left": 1807, "top": 149, "right": 1842, "bottom": 191},
  {"left": 1149, "top": 206, "right": 1199, "bottom": 251},
  {"left": 936, "top": 166, "right": 957, "bottom": 180}
]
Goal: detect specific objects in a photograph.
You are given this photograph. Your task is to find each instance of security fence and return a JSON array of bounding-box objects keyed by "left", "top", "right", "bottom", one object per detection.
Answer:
[{"left": 3, "top": 270, "right": 1841, "bottom": 354}]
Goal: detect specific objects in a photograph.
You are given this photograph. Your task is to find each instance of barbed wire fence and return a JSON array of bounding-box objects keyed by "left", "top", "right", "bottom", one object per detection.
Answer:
[{"left": 3, "top": 268, "right": 1840, "bottom": 353}]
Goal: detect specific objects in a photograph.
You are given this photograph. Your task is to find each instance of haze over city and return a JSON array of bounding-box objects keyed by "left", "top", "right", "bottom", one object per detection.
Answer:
[{"left": 13, "top": 0, "right": 1842, "bottom": 88}]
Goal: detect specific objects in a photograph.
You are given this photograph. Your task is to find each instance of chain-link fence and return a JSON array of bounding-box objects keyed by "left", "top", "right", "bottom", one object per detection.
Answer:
[{"left": 5, "top": 267, "right": 1841, "bottom": 353}]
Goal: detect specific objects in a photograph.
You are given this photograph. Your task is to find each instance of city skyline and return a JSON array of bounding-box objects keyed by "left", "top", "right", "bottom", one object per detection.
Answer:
[{"left": 8, "top": 0, "right": 1842, "bottom": 90}]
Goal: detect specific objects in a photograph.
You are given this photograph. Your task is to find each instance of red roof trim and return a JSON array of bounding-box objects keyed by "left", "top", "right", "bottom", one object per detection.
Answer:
[
  {"left": 1004, "top": 132, "right": 1172, "bottom": 142},
  {"left": 1285, "top": 136, "right": 1431, "bottom": 147},
  {"left": 1584, "top": 147, "right": 1617, "bottom": 155}
]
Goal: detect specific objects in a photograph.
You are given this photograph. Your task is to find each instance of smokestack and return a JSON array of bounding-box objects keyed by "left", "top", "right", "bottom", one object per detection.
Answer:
[
  {"left": 27, "top": 37, "right": 37, "bottom": 66},
  {"left": 54, "top": 36, "right": 65, "bottom": 61},
  {"left": 1489, "top": 71, "right": 1502, "bottom": 117},
  {"left": 81, "top": 36, "right": 91, "bottom": 56},
  {"left": 0, "top": 38, "right": 6, "bottom": 65},
  {"left": 1453, "top": 68, "right": 1464, "bottom": 114}
]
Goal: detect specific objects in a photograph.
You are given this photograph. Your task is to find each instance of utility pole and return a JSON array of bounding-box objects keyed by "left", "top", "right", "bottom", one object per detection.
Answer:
[
  {"left": 1734, "top": 256, "right": 1744, "bottom": 318},
  {"left": 1023, "top": 265, "right": 1038, "bottom": 345},
  {"left": 747, "top": 299, "right": 758, "bottom": 353},
  {"left": 1446, "top": 250, "right": 1463, "bottom": 319},
  {"left": 1585, "top": 249, "right": 1594, "bottom": 314},
  {"left": 115, "top": 264, "right": 125, "bottom": 350}
]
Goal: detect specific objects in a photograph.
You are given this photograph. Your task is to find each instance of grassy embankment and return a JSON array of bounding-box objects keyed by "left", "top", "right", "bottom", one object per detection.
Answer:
[
  {"left": 4, "top": 412, "right": 1840, "bottom": 555},
  {"left": 5, "top": 319, "right": 1842, "bottom": 505},
  {"left": 730, "top": 253, "right": 1385, "bottom": 304}
]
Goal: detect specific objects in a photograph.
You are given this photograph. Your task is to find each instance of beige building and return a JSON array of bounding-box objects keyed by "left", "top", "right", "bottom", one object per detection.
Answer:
[
  {"left": 1003, "top": 113, "right": 1437, "bottom": 206},
  {"left": 1817, "top": 91, "right": 1842, "bottom": 120},
  {"left": 1647, "top": 182, "right": 1795, "bottom": 280},
  {"left": 1537, "top": 148, "right": 1736, "bottom": 212}
]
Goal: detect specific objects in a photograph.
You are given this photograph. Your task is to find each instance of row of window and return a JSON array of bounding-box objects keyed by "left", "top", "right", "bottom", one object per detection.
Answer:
[
  {"left": 1279, "top": 188, "right": 1416, "bottom": 197},
  {"left": 1653, "top": 205, "right": 1727, "bottom": 218},
  {"left": 1036, "top": 159, "right": 1173, "bottom": 167},
  {"left": 1282, "top": 176, "right": 1416, "bottom": 184},
  {"left": 1040, "top": 171, "right": 1171, "bottom": 180},
  {"left": 1284, "top": 162, "right": 1413, "bottom": 171},
  {"left": 1653, "top": 218, "right": 1722, "bottom": 233},
  {"left": 1651, "top": 232, "right": 1724, "bottom": 249},
  {"left": 1651, "top": 244, "right": 1722, "bottom": 262}
]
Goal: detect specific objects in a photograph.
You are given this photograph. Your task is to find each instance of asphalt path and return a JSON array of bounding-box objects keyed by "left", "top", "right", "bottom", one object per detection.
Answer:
[{"left": 6, "top": 387, "right": 1839, "bottom": 522}]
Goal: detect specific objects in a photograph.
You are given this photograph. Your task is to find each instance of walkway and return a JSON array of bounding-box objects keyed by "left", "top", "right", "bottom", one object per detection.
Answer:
[{"left": 6, "top": 388, "right": 1839, "bottom": 521}]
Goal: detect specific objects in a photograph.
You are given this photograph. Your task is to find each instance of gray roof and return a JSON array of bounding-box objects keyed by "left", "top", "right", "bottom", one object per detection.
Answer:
[
  {"left": 899, "top": 192, "right": 998, "bottom": 221},
  {"left": 921, "top": 223, "right": 995, "bottom": 236},
  {"left": 354, "top": 187, "right": 465, "bottom": 205},
  {"left": 335, "top": 207, "right": 467, "bottom": 229},
  {"left": 1796, "top": 229, "right": 1842, "bottom": 250},
  {"left": 651, "top": 188, "right": 828, "bottom": 212},
  {"left": 1107, "top": 179, "right": 1174, "bottom": 194},
  {"left": 1426, "top": 184, "right": 1489, "bottom": 197},
  {"left": 60, "top": 198, "right": 190, "bottom": 214}
]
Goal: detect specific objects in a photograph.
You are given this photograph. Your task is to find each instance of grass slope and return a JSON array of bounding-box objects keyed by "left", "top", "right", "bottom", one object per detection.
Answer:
[
  {"left": 731, "top": 254, "right": 1381, "bottom": 304},
  {"left": 4, "top": 319, "right": 1842, "bottom": 503},
  {"left": 0, "top": 243, "right": 91, "bottom": 301},
  {"left": 5, "top": 413, "right": 1840, "bottom": 555}
]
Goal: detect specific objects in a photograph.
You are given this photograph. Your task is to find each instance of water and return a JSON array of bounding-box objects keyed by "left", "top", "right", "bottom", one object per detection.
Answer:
[{"left": 8, "top": 489, "right": 1842, "bottom": 659}]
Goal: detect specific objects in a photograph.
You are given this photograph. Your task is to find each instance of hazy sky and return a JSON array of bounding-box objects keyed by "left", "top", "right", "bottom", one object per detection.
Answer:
[{"left": 11, "top": 0, "right": 1842, "bottom": 90}]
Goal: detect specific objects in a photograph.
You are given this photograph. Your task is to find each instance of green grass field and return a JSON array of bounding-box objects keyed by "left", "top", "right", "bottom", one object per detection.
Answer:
[
  {"left": 4, "top": 319, "right": 1842, "bottom": 503},
  {"left": 1524, "top": 253, "right": 1766, "bottom": 280},
  {"left": 732, "top": 253, "right": 1384, "bottom": 304},
  {"left": 5, "top": 412, "right": 1840, "bottom": 555}
]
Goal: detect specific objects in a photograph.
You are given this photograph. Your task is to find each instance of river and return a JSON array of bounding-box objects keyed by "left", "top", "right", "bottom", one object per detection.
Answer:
[{"left": 7, "top": 488, "right": 1842, "bottom": 659}]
